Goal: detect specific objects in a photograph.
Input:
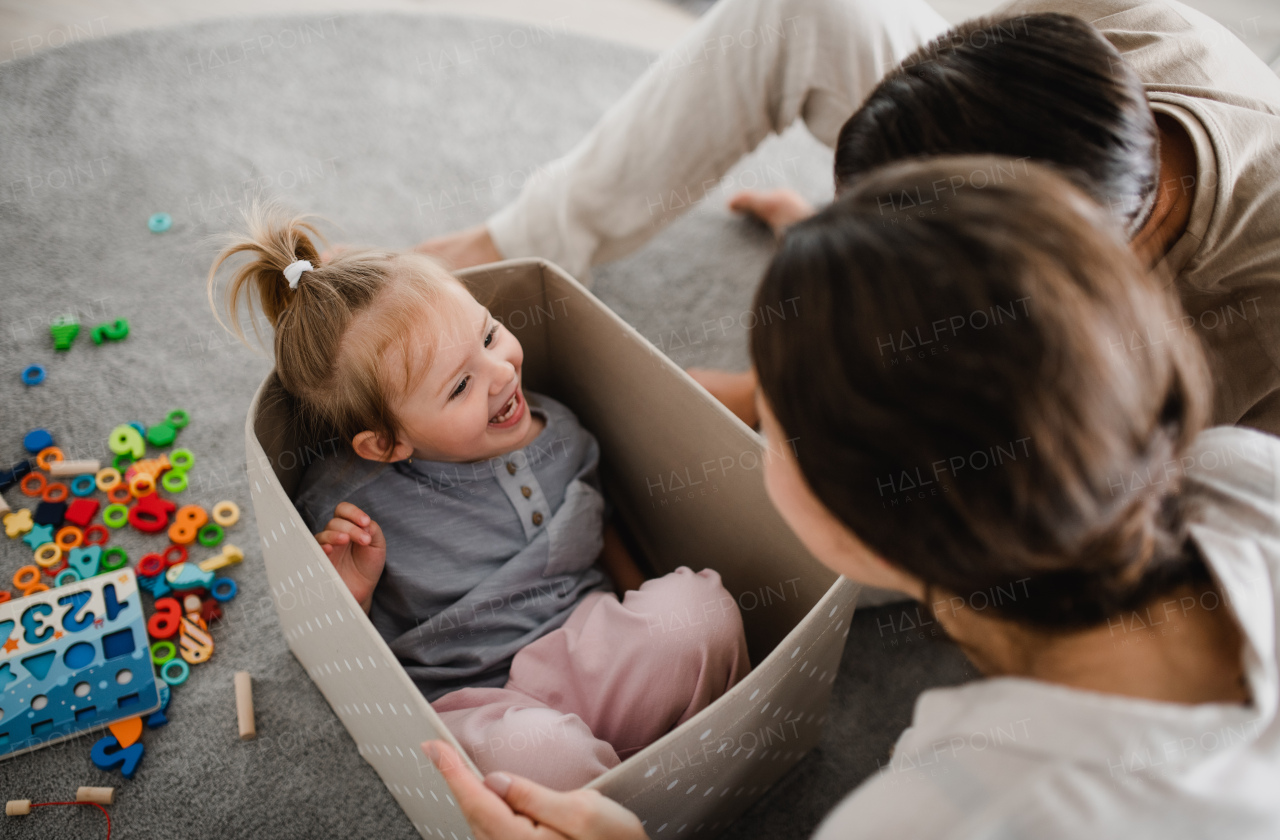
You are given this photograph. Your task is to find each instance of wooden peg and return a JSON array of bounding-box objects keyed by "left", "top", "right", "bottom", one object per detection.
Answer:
[
  {"left": 0, "top": 494, "right": 9, "bottom": 516},
  {"left": 48, "top": 459, "right": 101, "bottom": 477},
  {"left": 235, "top": 671, "right": 256, "bottom": 740},
  {"left": 76, "top": 786, "right": 115, "bottom": 805},
  {"left": 198, "top": 544, "right": 244, "bottom": 573},
  {"left": 5, "top": 800, "right": 31, "bottom": 816}
]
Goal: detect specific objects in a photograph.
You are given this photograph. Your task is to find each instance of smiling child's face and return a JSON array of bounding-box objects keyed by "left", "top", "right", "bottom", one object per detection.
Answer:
[{"left": 364, "top": 279, "right": 540, "bottom": 464}]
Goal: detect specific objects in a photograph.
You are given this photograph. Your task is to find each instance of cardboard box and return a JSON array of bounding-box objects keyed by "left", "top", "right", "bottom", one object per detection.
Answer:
[{"left": 244, "top": 258, "right": 860, "bottom": 838}]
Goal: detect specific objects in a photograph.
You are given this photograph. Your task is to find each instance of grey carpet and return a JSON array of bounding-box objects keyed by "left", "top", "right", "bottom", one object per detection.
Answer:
[{"left": 0, "top": 13, "right": 974, "bottom": 838}]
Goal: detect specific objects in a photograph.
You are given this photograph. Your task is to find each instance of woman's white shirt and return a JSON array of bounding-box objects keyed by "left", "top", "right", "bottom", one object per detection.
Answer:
[{"left": 814, "top": 426, "right": 1280, "bottom": 839}]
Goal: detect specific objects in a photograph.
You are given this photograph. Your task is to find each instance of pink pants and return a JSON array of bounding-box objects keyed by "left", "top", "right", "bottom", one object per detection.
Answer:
[{"left": 433, "top": 567, "right": 751, "bottom": 790}]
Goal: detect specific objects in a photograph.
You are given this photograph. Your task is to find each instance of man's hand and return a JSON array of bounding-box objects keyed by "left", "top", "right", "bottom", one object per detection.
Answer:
[
  {"left": 414, "top": 224, "right": 504, "bottom": 270},
  {"left": 314, "top": 501, "right": 385, "bottom": 613},
  {"left": 423, "top": 741, "right": 647, "bottom": 840}
]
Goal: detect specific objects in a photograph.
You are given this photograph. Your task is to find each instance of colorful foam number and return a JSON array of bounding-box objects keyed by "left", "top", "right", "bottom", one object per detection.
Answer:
[
  {"left": 3, "top": 509, "right": 33, "bottom": 538},
  {"left": 50, "top": 315, "right": 80, "bottom": 350},
  {"left": 0, "top": 569, "right": 160, "bottom": 758},
  {"left": 90, "top": 733, "right": 145, "bottom": 779},
  {"left": 147, "top": 598, "right": 181, "bottom": 640},
  {"left": 128, "top": 494, "right": 176, "bottom": 534},
  {"left": 178, "top": 613, "right": 214, "bottom": 665},
  {"left": 168, "top": 504, "right": 208, "bottom": 545},
  {"left": 68, "top": 546, "right": 102, "bottom": 579},
  {"left": 90, "top": 319, "right": 130, "bottom": 345},
  {"left": 107, "top": 425, "right": 145, "bottom": 460}
]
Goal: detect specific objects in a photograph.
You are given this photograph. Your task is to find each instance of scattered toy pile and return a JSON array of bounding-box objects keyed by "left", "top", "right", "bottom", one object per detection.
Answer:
[{"left": 0, "top": 413, "right": 245, "bottom": 786}]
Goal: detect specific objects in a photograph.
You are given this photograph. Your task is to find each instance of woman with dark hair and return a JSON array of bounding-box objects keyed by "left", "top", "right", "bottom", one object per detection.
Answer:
[{"left": 421, "top": 157, "right": 1280, "bottom": 838}]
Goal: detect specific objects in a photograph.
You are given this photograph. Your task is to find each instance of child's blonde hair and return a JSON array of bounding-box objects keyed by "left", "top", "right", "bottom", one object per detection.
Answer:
[{"left": 208, "top": 201, "right": 468, "bottom": 459}]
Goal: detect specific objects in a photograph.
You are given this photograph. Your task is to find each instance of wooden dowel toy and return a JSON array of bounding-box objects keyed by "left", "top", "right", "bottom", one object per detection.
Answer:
[
  {"left": 0, "top": 494, "right": 9, "bottom": 515},
  {"left": 48, "top": 460, "right": 101, "bottom": 477},
  {"left": 235, "top": 671, "right": 256, "bottom": 740},
  {"left": 5, "top": 800, "right": 31, "bottom": 816},
  {"left": 75, "top": 787, "right": 114, "bottom": 805}
]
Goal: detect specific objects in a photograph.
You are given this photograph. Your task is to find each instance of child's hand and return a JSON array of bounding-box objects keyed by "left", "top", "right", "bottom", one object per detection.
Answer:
[{"left": 315, "top": 502, "right": 385, "bottom": 613}]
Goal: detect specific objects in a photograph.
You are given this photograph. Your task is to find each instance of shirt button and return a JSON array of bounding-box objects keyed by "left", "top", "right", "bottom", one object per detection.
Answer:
[
  {"left": 506, "top": 462, "right": 517, "bottom": 475},
  {"left": 521, "top": 486, "right": 531, "bottom": 498},
  {"left": 532, "top": 511, "right": 543, "bottom": 526}
]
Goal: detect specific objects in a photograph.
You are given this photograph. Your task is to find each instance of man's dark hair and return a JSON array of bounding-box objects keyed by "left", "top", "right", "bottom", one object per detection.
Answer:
[{"left": 835, "top": 13, "right": 1159, "bottom": 234}]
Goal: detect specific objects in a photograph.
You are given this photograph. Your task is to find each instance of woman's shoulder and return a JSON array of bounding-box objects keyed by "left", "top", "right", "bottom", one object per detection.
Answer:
[{"left": 1182, "top": 426, "right": 1280, "bottom": 535}]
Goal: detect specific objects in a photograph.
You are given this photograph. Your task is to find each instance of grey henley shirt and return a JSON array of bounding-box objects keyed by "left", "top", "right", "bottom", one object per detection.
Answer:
[{"left": 293, "top": 392, "right": 613, "bottom": 701}]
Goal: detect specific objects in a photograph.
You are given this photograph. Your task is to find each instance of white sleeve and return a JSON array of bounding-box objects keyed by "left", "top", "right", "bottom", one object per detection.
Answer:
[{"left": 485, "top": 0, "right": 949, "bottom": 278}]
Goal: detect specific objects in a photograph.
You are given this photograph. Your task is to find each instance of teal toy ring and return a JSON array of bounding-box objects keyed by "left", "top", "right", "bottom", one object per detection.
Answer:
[
  {"left": 160, "top": 658, "right": 189, "bottom": 686},
  {"left": 148, "top": 212, "right": 172, "bottom": 233}
]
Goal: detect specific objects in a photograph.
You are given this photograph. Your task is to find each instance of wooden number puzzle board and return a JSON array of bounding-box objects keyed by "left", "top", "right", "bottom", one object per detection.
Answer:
[{"left": 0, "top": 568, "right": 161, "bottom": 759}]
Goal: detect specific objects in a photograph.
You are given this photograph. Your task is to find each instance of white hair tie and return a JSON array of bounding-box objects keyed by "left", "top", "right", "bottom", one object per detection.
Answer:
[{"left": 283, "top": 259, "right": 313, "bottom": 290}]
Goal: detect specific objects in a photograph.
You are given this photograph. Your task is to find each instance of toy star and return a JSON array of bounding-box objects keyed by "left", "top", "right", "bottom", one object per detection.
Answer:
[
  {"left": 3, "top": 508, "right": 33, "bottom": 538},
  {"left": 2, "top": 638, "right": 19, "bottom": 654},
  {"left": 22, "top": 523, "right": 54, "bottom": 550}
]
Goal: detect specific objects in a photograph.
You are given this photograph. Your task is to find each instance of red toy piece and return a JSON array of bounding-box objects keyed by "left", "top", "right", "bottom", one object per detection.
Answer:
[
  {"left": 63, "top": 498, "right": 101, "bottom": 528},
  {"left": 148, "top": 598, "right": 182, "bottom": 639},
  {"left": 83, "top": 524, "right": 110, "bottom": 545},
  {"left": 128, "top": 493, "right": 176, "bottom": 533},
  {"left": 163, "top": 544, "right": 188, "bottom": 566},
  {"left": 199, "top": 598, "right": 223, "bottom": 624},
  {"left": 137, "top": 553, "right": 166, "bottom": 578},
  {"left": 41, "top": 557, "right": 69, "bottom": 578}
]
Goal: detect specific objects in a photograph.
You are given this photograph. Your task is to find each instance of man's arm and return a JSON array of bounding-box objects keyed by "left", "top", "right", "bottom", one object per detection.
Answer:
[{"left": 419, "top": 0, "right": 948, "bottom": 278}]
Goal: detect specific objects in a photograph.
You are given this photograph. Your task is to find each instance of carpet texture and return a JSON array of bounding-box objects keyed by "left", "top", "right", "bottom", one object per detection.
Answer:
[{"left": 0, "top": 13, "right": 975, "bottom": 838}]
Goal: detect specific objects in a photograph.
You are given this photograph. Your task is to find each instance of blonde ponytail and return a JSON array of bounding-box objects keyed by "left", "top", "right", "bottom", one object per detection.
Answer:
[{"left": 207, "top": 200, "right": 464, "bottom": 460}]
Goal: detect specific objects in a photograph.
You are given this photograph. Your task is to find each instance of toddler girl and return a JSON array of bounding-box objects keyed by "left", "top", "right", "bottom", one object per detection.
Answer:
[{"left": 209, "top": 204, "right": 750, "bottom": 790}]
